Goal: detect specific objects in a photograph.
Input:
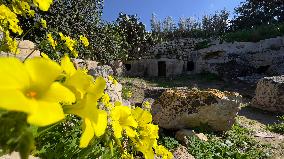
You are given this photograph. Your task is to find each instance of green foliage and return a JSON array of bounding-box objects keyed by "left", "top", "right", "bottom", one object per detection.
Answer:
[
  {"left": 34, "top": 115, "right": 121, "bottom": 159},
  {"left": 18, "top": 0, "right": 107, "bottom": 60},
  {"left": 267, "top": 116, "right": 284, "bottom": 135},
  {"left": 0, "top": 111, "right": 34, "bottom": 159},
  {"left": 223, "top": 23, "right": 284, "bottom": 42},
  {"left": 194, "top": 40, "right": 211, "bottom": 50},
  {"left": 187, "top": 124, "right": 270, "bottom": 159},
  {"left": 231, "top": 0, "right": 284, "bottom": 31},
  {"left": 158, "top": 130, "right": 180, "bottom": 150},
  {"left": 150, "top": 9, "right": 229, "bottom": 41},
  {"left": 116, "top": 13, "right": 157, "bottom": 61},
  {"left": 159, "top": 136, "right": 180, "bottom": 150}
]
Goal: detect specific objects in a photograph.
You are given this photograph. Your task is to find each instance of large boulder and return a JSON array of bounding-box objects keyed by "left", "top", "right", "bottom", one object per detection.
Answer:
[
  {"left": 251, "top": 76, "right": 284, "bottom": 113},
  {"left": 151, "top": 88, "right": 242, "bottom": 131}
]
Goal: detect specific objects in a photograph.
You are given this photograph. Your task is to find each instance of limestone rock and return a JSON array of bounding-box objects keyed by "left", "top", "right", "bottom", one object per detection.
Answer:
[
  {"left": 144, "top": 87, "right": 169, "bottom": 98},
  {"left": 0, "top": 152, "right": 39, "bottom": 159},
  {"left": 152, "top": 88, "right": 242, "bottom": 131},
  {"left": 251, "top": 76, "right": 284, "bottom": 113},
  {"left": 175, "top": 129, "right": 208, "bottom": 145},
  {"left": 89, "top": 65, "right": 113, "bottom": 77},
  {"left": 173, "top": 146, "right": 195, "bottom": 159}
]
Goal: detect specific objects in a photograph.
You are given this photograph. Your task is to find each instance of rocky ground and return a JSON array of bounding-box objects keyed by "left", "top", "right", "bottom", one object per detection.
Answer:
[{"left": 119, "top": 74, "right": 284, "bottom": 159}]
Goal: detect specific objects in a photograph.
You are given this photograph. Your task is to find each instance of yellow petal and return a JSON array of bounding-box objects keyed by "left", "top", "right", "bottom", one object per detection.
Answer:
[
  {"left": 79, "top": 110, "right": 107, "bottom": 148},
  {"left": 0, "top": 57, "right": 30, "bottom": 90},
  {"left": 132, "top": 107, "right": 152, "bottom": 127},
  {"left": 27, "top": 101, "right": 65, "bottom": 126},
  {"left": 124, "top": 126, "right": 138, "bottom": 138},
  {"left": 80, "top": 118, "right": 95, "bottom": 148},
  {"left": 88, "top": 76, "right": 106, "bottom": 99},
  {"left": 40, "top": 82, "right": 75, "bottom": 105},
  {"left": 61, "top": 55, "right": 76, "bottom": 76},
  {"left": 64, "top": 70, "right": 92, "bottom": 99},
  {"left": 25, "top": 58, "right": 62, "bottom": 91},
  {"left": 33, "top": 0, "right": 53, "bottom": 11},
  {"left": 0, "top": 90, "right": 32, "bottom": 113},
  {"left": 91, "top": 109, "right": 107, "bottom": 137},
  {"left": 112, "top": 121, "right": 123, "bottom": 138}
]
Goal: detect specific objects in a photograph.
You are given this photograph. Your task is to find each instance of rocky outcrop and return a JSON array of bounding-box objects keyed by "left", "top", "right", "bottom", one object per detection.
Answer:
[
  {"left": 175, "top": 129, "right": 208, "bottom": 145},
  {"left": 252, "top": 76, "right": 284, "bottom": 113},
  {"left": 1, "top": 40, "right": 40, "bottom": 60},
  {"left": 173, "top": 146, "right": 195, "bottom": 159},
  {"left": 0, "top": 152, "right": 39, "bottom": 159},
  {"left": 152, "top": 88, "right": 242, "bottom": 131}
]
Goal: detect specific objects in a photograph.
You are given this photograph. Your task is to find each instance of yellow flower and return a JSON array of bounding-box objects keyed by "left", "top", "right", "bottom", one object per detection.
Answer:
[
  {"left": 102, "top": 93, "right": 112, "bottom": 108},
  {"left": 132, "top": 107, "right": 152, "bottom": 128},
  {"left": 0, "top": 5, "right": 23, "bottom": 35},
  {"left": 41, "top": 52, "right": 50, "bottom": 59},
  {"left": 33, "top": 0, "right": 53, "bottom": 11},
  {"left": 140, "top": 124, "right": 159, "bottom": 139},
  {"left": 133, "top": 138, "right": 155, "bottom": 159},
  {"left": 47, "top": 33, "right": 57, "bottom": 49},
  {"left": 108, "top": 75, "right": 118, "bottom": 85},
  {"left": 4, "top": 31, "right": 19, "bottom": 54},
  {"left": 142, "top": 101, "right": 151, "bottom": 110},
  {"left": 154, "top": 144, "right": 174, "bottom": 159},
  {"left": 80, "top": 35, "right": 89, "bottom": 47},
  {"left": 0, "top": 57, "right": 75, "bottom": 126},
  {"left": 40, "top": 18, "right": 47, "bottom": 28},
  {"left": 111, "top": 104, "right": 138, "bottom": 138},
  {"left": 61, "top": 55, "right": 93, "bottom": 99},
  {"left": 65, "top": 77, "right": 107, "bottom": 148},
  {"left": 59, "top": 33, "right": 78, "bottom": 57},
  {"left": 12, "top": 1, "right": 35, "bottom": 17},
  {"left": 122, "top": 150, "right": 134, "bottom": 159}
]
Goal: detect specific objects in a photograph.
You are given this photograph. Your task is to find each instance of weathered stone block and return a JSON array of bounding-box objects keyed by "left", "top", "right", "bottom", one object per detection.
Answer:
[
  {"left": 252, "top": 76, "right": 284, "bottom": 113},
  {"left": 152, "top": 88, "right": 242, "bottom": 131}
]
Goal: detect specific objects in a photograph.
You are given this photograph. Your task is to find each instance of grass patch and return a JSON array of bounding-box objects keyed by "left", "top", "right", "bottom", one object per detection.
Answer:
[
  {"left": 267, "top": 116, "right": 284, "bottom": 135},
  {"left": 187, "top": 124, "right": 270, "bottom": 159},
  {"left": 194, "top": 40, "right": 211, "bottom": 50},
  {"left": 143, "top": 73, "right": 222, "bottom": 88},
  {"left": 34, "top": 115, "right": 121, "bottom": 159},
  {"left": 222, "top": 23, "right": 284, "bottom": 42}
]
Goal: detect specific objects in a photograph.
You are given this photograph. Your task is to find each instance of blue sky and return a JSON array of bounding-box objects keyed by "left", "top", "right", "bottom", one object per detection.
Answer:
[{"left": 102, "top": 0, "right": 244, "bottom": 30}]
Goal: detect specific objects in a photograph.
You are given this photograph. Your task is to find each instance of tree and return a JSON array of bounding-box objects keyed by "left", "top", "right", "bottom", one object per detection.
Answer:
[
  {"left": 116, "top": 13, "right": 156, "bottom": 61},
  {"left": 162, "top": 16, "right": 176, "bottom": 32},
  {"left": 151, "top": 13, "right": 162, "bottom": 33},
  {"left": 178, "top": 17, "right": 187, "bottom": 31},
  {"left": 18, "top": 0, "right": 104, "bottom": 59},
  {"left": 202, "top": 9, "right": 229, "bottom": 37},
  {"left": 231, "top": 0, "right": 284, "bottom": 30}
]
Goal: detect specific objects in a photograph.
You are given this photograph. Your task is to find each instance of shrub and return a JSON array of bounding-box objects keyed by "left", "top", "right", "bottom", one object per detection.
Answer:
[{"left": 267, "top": 116, "right": 284, "bottom": 135}]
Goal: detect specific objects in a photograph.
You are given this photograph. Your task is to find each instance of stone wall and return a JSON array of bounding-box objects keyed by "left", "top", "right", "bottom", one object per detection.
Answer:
[
  {"left": 194, "top": 36, "right": 284, "bottom": 78},
  {"left": 125, "top": 36, "right": 284, "bottom": 78},
  {"left": 124, "top": 58, "right": 186, "bottom": 77}
]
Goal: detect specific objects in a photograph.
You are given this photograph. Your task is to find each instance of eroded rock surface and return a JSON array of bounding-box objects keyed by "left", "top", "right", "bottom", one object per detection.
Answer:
[
  {"left": 252, "top": 76, "right": 284, "bottom": 113},
  {"left": 152, "top": 88, "right": 242, "bottom": 131},
  {"left": 173, "top": 146, "right": 195, "bottom": 159}
]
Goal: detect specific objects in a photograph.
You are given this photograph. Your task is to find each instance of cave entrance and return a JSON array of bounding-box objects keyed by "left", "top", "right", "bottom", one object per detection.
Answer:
[
  {"left": 187, "top": 61, "right": 195, "bottom": 71},
  {"left": 124, "top": 64, "right": 132, "bottom": 71},
  {"left": 158, "top": 61, "right": 166, "bottom": 77}
]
